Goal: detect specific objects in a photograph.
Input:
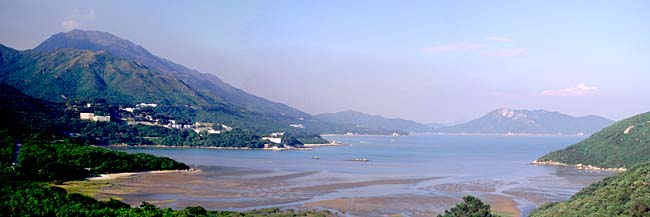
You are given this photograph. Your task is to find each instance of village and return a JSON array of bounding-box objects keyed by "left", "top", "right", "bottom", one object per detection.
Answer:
[{"left": 76, "top": 102, "right": 310, "bottom": 150}]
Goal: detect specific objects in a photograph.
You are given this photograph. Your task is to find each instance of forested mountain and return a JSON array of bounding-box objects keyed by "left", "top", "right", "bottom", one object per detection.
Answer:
[
  {"left": 33, "top": 30, "right": 307, "bottom": 118},
  {"left": 437, "top": 107, "right": 613, "bottom": 135},
  {"left": 536, "top": 112, "right": 650, "bottom": 169},
  {"left": 314, "top": 110, "right": 433, "bottom": 133},
  {"left": 0, "top": 30, "right": 320, "bottom": 133}
]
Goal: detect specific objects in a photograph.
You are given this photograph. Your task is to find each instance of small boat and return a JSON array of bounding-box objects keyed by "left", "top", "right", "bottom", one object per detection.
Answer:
[{"left": 312, "top": 156, "right": 320, "bottom": 159}]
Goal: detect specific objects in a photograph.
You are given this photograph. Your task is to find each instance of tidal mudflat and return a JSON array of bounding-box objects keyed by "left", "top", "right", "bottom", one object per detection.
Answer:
[{"left": 71, "top": 135, "right": 615, "bottom": 216}]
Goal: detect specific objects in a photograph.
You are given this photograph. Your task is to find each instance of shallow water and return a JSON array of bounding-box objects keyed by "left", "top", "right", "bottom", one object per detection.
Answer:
[{"left": 115, "top": 134, "right": 615, "bottom": 216}]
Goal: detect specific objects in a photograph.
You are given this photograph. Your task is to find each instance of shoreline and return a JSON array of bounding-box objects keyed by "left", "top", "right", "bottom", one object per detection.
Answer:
[
  {"left": 322, "top": 133, "right": 590, "bottom": 137},
  {"left": 106, "top": 144, "right": 313, "bottom": 151},
  {"left": 418, "top": 132, "right": 589, "bottom": 136},
  {"left": 87, "top": 168, "right": 200, "bottom": 181},
  {"left": 303, "top": 142, "right": 348, "bottom": 147},
  {"left": 531, "top": 160, "right": 626, "bottom": 172}
]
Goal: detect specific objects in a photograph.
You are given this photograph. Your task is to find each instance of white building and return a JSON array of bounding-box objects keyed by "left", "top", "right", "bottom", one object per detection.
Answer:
[
  {"left": 262, "top": 137, "right": 282, "bottom": 144},
  {"left": 79, "top": 113, "right": 110, "bottom": 122},
  {"left": 80, "top": 113, "right": 95, "bottom": 120},
  {"left": 289, "top": 124, "right": 304, "bottom": 129},
  {"left": 137, "top": 103, "right": 158, "bottom": 108},
  {"left": 94, "top": 115, "right": 111, "bottom": 122}
]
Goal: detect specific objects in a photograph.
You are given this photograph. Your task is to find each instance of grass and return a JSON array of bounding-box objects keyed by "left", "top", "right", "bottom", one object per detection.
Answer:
[{"left": 54, "top": 180, "right": 113, "bottom": 197}]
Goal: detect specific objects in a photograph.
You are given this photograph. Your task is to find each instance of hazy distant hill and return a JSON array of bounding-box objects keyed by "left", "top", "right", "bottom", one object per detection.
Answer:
[
  {"left": 314, "top": 110, "right": 433, "bottom": 133},
  {"left": 536, "top": 112, "right": 650, "bottom": 169},
  {"left": 437, "top": 107, "right": 613, "bottom": 135},
  {"left": 426, "top": 122, "right": 447, "bottom": 129}
]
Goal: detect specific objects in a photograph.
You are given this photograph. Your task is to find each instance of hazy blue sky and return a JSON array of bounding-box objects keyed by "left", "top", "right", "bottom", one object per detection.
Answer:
[{"left": 1, "top": 0, "right": 649, "bottom": 123}]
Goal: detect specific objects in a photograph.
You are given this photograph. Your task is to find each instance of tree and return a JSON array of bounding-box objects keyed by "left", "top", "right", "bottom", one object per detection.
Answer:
[{"left": 438, "top": 195, "right": 497, "bottom": 217}]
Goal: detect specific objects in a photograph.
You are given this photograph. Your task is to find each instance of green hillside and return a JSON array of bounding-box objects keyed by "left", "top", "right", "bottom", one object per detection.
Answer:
[
  {"left": 537, "top": 112, "right": 650, "bottom": 169},
  {"left": 0, "top": 48, "right": 216, "bottom": 106},
  {"left": 530, "top": 162, "right": 650, "bottom": 217}
]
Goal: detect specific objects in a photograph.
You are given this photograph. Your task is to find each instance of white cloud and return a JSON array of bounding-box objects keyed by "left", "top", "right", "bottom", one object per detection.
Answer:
[
  {"left": 61, "top": 8, "right": 96, "bottom": 30},
  {"left": 484, "top": 36, "right": 513, "bottom": 43},
  {"left": 423, "top": 42, "right": 488, "bottom": 53},
  {"left": 541, "top": 83, "right": 599, "bottom": 96},
  {"left": 61, "top": 20, "right": 81, "bottom": 30}
]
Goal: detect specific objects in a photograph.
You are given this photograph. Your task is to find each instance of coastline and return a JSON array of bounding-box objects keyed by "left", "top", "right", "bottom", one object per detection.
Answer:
[
  {"left": 303, "top": 142, "right": 348, "bottom": 147},
  {"left": 531, "top": 160, "right": 626, "bottom": 172},
  {"left": 107, "top": 144, "right": 312, "bottom": 151},
  {"left": 417, "top": 132, "right": 589, "bottom": 136},
  {"left": 322, "top": 133, "right": 590, "bottom": 137},
  {"left": 87, "top": 168, "right": 200, "bottom": 181}
]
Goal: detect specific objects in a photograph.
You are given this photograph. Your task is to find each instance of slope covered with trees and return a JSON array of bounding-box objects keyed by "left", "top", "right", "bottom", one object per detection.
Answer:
[
  {"left": 537, "top": 112, "right": 650, "bottom": 169},
  {"left": 437, "top": 196, "right": 498, "bottom": 217}
]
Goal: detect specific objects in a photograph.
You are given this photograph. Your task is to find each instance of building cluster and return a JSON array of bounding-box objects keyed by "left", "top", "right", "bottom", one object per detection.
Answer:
[
  {"left": 78, "top": 102, "right": 233, "bottom": 135},
  {"left": 79, "top": 113, "right": 111, "bottom": 122},
  {"left": 262, "top": 132, "right": 284, "bottom": 144},
  {"left": 289, "top": 124, "right": 304, "bottom": 129}
]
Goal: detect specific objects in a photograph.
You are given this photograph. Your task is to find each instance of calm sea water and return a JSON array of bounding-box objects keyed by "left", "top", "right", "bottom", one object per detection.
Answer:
[{"left": 119, "top": 134, "right": 614, "bottom": 216}]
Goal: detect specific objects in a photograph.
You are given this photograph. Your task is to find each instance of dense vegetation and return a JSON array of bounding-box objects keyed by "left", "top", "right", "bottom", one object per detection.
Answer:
[
  {"left": 18, "top": 141, "right": 188, "bottom": 181},
  {"left": 530, "top": 162, "right": 650, "bottom": 216},
  {"left": 537, "top": 112, "right": 650, "bottom": 168},
  {"left": 438, "top": 195, "right": 498, "bottom": 217}
]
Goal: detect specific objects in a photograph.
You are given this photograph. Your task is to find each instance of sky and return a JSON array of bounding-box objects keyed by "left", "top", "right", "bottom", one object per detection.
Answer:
[{"left": 1, "top": 0, "right": 649, "bottom": 123}]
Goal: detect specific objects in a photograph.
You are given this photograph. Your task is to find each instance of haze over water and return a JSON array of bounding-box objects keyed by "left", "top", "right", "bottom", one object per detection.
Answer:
[{"left": 117, "top": 135, "right": 614, "bottom": 216}]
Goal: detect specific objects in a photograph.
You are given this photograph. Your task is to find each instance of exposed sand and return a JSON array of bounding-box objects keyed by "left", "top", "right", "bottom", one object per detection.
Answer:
[
  {"left": 481, "top": 194, "right": 521, "bottom": 217},
  {"left": 503, "top": 189, "right": 560, "bottom": 205},
  {"left": 304, "top": 195, "right": 459, "bottom": 217},
  {"left": 64, "top": 167, "right": 563, "bottom": 217},
  {"left": 422, "top": 180, "right": 511, "bottom": 193},
  {"left": 290, "top": 177, "right": 442, "bottom": 193},
  {"left": 87, "top": 172, "right": 138, "bottom": 181},
  {"left": 87, "top": 169, "right": 196, "bottom": 181}
]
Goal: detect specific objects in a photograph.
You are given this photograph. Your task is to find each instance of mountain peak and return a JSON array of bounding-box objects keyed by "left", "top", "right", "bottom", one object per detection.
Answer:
[
  {"left": 34, "top": 29, "right": 151, "bottom": 58},
  {"left": 439, "top": 108, "right": 614, "bottom": 135},
  {"left": 495, "top": 107, "right": 515, "bottom": 118}
]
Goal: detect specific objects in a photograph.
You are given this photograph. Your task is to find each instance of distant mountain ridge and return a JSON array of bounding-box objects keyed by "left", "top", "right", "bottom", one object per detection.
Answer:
[
  {"left": 437, "top": 107, "right": 614, "bottom": 135},
  {"left": 314, "top": 110, "right": 433, "bottom": 133}
]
